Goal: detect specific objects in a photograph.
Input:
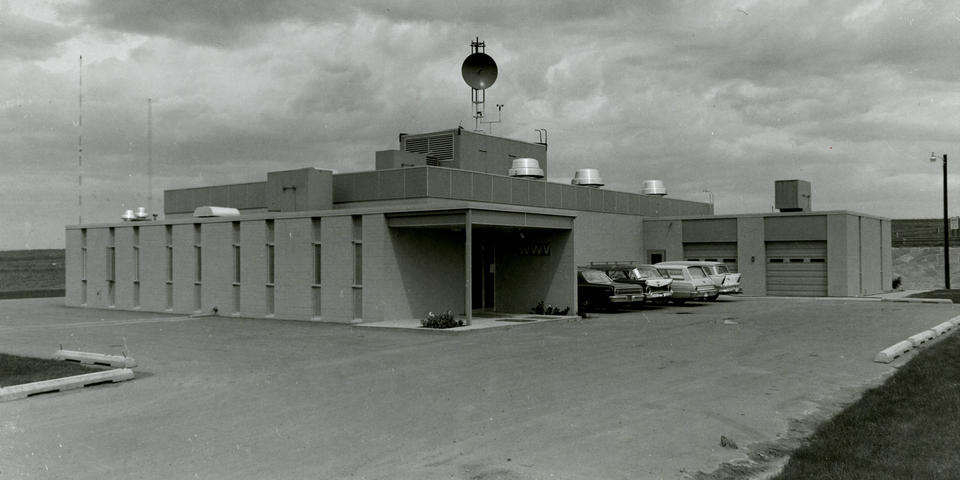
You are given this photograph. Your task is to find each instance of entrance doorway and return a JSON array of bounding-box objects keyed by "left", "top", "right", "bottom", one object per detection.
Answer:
[
  {"left": 648, "top": 249, "right": 665, "bottom": 264},
  {"left": 472, "top": 242, "right": 495, "bottom": 311}
]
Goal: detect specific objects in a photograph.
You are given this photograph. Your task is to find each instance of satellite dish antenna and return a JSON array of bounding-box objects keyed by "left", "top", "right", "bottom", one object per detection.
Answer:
[
  {"left": 462, "top": 52, "right": 497, "bottom": 90},
  {"left": 464, "top": 38, "right": 502, "bottom": 132}
]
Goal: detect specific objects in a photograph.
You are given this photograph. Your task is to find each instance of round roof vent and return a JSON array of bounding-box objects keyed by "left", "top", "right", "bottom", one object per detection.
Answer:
[
  {"left": 508, "top": 158, "right": 544, "bottom": 178},
  {"left": 121, "top": 209, "right": 136, "bottom": 221},
  {"left": 642, "top": 180, "right": 667, "bottom": 196},
  {"left": 571, "top": 168, "right": 603, "bottom": 188}
]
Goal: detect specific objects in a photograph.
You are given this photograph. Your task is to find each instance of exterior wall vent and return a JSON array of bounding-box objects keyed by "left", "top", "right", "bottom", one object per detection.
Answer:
[
  {"left": 571, "top": 168, "right": 603, "bottom": 188},
  {"left": 641, "top": 180, "right": 667, "bottom": 196},
  {"left": 508, "top": 158, "right": 544, "bottom": 178},
  {"left": 402, "top": 133, "right": 455, "bottom": 163},
  {"left": 193, "top": 206, "right": 241, "bottom": 218}
]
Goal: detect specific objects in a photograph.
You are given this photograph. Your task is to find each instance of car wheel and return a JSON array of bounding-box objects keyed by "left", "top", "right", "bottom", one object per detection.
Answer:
[{"left": 709, "top": 294, "right": 720, "bottom": 302}]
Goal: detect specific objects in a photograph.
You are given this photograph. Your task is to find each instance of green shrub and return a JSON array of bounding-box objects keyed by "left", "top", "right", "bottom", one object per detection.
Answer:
[
  {"left": 421, "top": 310, "right": 462, "bottom": 329},
  {"left": 531, "top": 301, "right": 570, "bottom": 316}
]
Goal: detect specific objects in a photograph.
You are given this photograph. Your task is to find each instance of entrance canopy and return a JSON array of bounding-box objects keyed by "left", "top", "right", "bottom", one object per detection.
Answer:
[
  {"left": 385, "top": 207, "right": 575, "bottom": 325},
  {"left": 385, "top": 208, "right": 574, "bottom": 230}
]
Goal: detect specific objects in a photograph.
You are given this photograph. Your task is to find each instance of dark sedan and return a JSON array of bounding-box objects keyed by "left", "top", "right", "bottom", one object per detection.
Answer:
[{"left": 577, "top": 268, "right": 645, "bottom": 312}]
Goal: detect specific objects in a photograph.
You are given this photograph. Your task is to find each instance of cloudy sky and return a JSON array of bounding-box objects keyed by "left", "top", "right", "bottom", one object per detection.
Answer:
[{"left": 2, "top": 0, "right": 959, "bottom": 250}]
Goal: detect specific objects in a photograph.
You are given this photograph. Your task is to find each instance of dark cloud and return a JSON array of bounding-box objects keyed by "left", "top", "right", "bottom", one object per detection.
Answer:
[{"left": 0, "top": 12, "right": 76, "bottom": 59}]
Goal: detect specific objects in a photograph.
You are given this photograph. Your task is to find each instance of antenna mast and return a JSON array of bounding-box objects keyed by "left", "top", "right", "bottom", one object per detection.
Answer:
[
  {"left": 77, "top": 54, "right": 83, "bottom": 224},
  {"left": 461, "top": 38, "right": 499, "bottom": 133},
  {"left": 147, "top": 98, "right": 153, "bottom": 215}
]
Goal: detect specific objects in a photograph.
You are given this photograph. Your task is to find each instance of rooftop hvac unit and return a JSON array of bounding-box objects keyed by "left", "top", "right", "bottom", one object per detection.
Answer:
[
  {"left": 193, "top": 206, "right": 241, "bottom": 218},
  {"left": 121, "top": 207, "right": 151, "bottom": 222},
  {"left": 641, "top": 180, "right": 667, "bottom": 196},
  {"left": 508, "top": 158, "right": 544, "bottom": 178},
  {"left": 571, "top": 168, "right": 603, "bottom": 188}
]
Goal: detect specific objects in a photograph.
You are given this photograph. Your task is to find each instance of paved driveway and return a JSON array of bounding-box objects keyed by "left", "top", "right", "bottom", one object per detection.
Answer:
[{"left": 0, "top": 297, "right": 956, "bottom": 479}]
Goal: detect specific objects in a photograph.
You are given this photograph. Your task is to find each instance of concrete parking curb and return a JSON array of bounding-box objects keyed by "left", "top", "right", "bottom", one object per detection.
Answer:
[
  {"left": 874, "top": 316, "right": 960, "bottom": 364},
  {"left": 932, "top": 321, "right": 954, "bottom": 337},
  {"left": 880, "top": 297, "right": 952, "bottom": 304},
  {"left": 53, "top": 349, "right": 137, "bottom": 368},
  {"left": 874, "top": 340, "right": 913, "bottom": 364},
  {"left": 908, "top": 330, "right": 936, "bottom": 347},
  {"left": 0, "top": 368, "right": 135, "bottom": 402}
]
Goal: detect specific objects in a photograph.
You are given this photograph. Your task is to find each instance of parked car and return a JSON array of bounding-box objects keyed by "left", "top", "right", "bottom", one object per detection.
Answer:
[
  {"left": 577, "top": 267, "right": 645, "bottom": 311},
  {"left": 658, "top": 261, "right": 742, "bottom": 295},
  {"left": 588, "top": 262, "right": 673, "bottom": 303},
  {"left": 654, "top": 262, "right": 720, "bottom": 304}
]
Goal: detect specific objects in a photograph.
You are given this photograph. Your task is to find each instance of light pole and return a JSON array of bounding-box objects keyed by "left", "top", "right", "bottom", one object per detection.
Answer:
[{"left": 931, "top": 152, "right": 950, "bottom": 289}]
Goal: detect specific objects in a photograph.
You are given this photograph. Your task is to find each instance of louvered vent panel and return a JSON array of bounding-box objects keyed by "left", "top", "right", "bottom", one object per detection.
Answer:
[
  {"left": 405, "top": 137, "right": 428, "bottom": 154},
  {"left": 427, "top": 134, "right": 454, "bottom": 162}
]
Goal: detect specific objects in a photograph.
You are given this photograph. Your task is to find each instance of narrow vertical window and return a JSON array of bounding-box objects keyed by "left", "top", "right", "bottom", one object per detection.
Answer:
[
  {"left": 132, "top": 226, "right": 140, "bottom": 307},
  {"left": 106, "top": 227, "right": 116, "bottom": 306},
  {"left": 80, "top": 229, "right": 88, "bottom": 304},
  {"left": 194, "top": 224, "right": 202, "bottom": 283},
  {"left": 193, "top": 224, "right": 202, "bottom": 311},
  {"left": 165, "top": 225, "right": 173, "bottom": 310},
  {"left": 232, "top": 221, "right": 241, "bottom": 314},
  {"left": 265, "top": 219, "right": 275, "bottom": 315},
  {"left": 311, "top": 217, "right": 321, "bottom": 318},
  {"left": 351, "top": 215, "right": 362, "bottom": 319}
]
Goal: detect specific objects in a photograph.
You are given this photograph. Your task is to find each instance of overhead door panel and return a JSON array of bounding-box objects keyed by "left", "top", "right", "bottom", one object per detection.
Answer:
[
  {"left": 766, "top": 241, "right": 827, "bottom": 296},
  {"left": 683, "top": 242, "right": 738, "bottom": 273}
]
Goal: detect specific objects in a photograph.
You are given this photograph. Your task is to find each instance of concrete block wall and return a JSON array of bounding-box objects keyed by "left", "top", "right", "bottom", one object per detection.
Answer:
[
  {"left": 320, "top": 216, "right": 356, "bottom": 323},
  {"left": 387, "top": 228, "right": 465, "bottom": 318},
  {"left": 860, "top": 217, "right": 883, "bottom": 295},
  {"left": 736, "top": 217, "right": 766, "bottom": 296},
  {"left": 138, "top": 225, "right": 168, "bottom": 312},
  {"left": 113, "top": 227, "right": 135, "bottom": 310},
  {"left": 239, "top": 220, "right": 268, "bottom": 317},
  {"left": 642, "top": 220, "right": 683, "bottom": 263},
  {"left": 496, "top": 229, "right": 575, "bottom": 313},
  {"left": 275, "top": 218, "right": 313, "bottom": 320},
  {"left": 171, "top": 224, "right": 199, "bottom": 313},
  {"left": 199, "top": 222, "right": 235, "bottom": 315},
  {"left": 64, "top": 229, "right": 83, "bottom": 306},
  {"left": 361, "top": 215, "right": 387, "bottom": 322},
  {"left": 574, "top": 212, "right": 643, "bottom": 264}
]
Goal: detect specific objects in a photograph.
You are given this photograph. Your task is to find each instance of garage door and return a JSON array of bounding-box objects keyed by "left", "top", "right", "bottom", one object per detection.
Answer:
[
  {"left": 766, "top": 241, "right": 827, "bottom": 296},
  {"left": 684, "top": 242, "right": 738, "bottom": 273}
]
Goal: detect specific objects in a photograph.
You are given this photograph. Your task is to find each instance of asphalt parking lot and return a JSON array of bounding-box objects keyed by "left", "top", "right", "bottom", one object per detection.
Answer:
[{"left": 1, "top": 296, "right": 957, "bottom": 479}]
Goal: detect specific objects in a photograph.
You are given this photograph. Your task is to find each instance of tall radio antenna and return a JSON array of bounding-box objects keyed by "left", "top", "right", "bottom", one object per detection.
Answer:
[
  {"left": 147, "top": 97, "right": 153, "bottom": 215},
  {"left": 77, "top": 54, "right": 83, "bottom": 224}
]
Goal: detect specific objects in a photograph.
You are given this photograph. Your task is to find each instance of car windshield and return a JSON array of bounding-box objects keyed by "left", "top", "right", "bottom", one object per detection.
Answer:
[
  {"left": 710, "top": 265, "right": 729, "bottom": 274},
  {"left": 661, "top": 268, "right": 684, "bottom": 280},
  {"left": 631, "top": 266, "right": 664, "bottom": 280},
  {"left": 688, "top": 266, "right": 707, "bottom": 278},
  {"left": 580, "top": 270, "right": 613, "bottom": 284},
  {"left": 608, "top": 270, "right": 629, "bottom": 281}
]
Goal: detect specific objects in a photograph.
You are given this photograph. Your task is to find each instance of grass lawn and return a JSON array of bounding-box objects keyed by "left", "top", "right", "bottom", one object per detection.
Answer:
[
  {"left": 907, "top": 289, "right": 960, "bottom": 303},
  {"left": 773, "top": 332, "right": 960, "bottom": 479},
  {"left": 0, "top": 353, "right": 96, "bottom": 388}
]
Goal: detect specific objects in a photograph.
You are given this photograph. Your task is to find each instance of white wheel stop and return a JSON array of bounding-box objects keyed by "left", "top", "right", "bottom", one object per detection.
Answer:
[
  {"left": 908, "top": 330, "right": 936, "bottom": 348},
  {"left": 0, "top": 368, "right": 135, "bottom": 402},
  {"left": 53, "top": 350, "right": 137, "bottom": 368},
  {"left": 874, "top": 340, "right": 913, "bottom": 364}
]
